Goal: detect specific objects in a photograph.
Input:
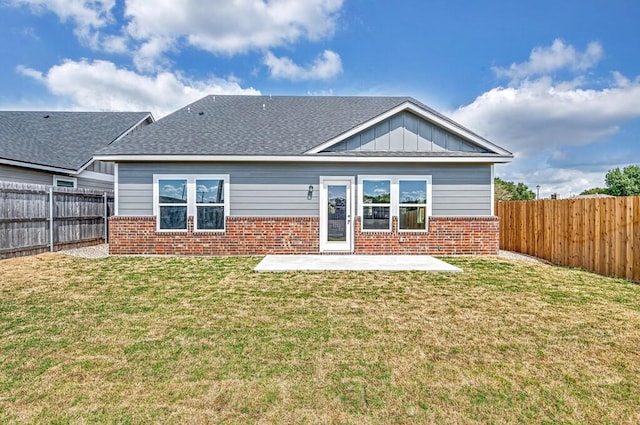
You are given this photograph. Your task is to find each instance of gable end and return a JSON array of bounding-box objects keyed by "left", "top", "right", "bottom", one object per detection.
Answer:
[{"left": 322, "top": 111, "right": 490, "bottom": 154}]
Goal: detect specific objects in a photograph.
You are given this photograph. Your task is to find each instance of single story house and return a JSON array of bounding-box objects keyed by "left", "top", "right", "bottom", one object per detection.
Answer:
[
  {"left": 0, "top": 111, "right": 153, "bottom": 190},
  {"left": 94, "top": 95, "right": 513, "bottom": 255}
]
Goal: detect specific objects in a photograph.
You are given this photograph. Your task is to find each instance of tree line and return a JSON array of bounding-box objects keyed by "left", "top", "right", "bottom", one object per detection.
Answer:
[{"left": 496, "top": 165, "right": 640, "bottom": 201}]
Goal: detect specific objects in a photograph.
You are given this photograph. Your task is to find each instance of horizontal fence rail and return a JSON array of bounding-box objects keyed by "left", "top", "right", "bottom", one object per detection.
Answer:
[
  {"left": 0, "top": 181, "right": 114, "bottom": 259},
  {"left": 495, "top": 197, "right": 640, "bottom": 283}
]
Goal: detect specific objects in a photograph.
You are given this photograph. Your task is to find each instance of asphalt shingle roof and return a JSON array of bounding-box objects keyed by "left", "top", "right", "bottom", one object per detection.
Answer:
[
  {"left": 97, "top": 95, "right": 508, "bottom": 156},
  {"left": 0, "top": 111, "right": 151, "bottom": 171}
]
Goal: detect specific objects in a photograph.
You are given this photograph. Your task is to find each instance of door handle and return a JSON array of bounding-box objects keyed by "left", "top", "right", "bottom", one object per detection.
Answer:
[{"left": 347, "top": 214, "right": 351, "bottom": 224}]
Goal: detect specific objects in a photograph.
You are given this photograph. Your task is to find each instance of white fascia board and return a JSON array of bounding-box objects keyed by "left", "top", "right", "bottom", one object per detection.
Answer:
[
  {"left": 110, "top": 113, "right": 155, "bottom": 145},
  {"left": 94, "top": 154, "right": 513, "bottom": 164},
  {"left": 305, "top": 102, "right": 512, "bottom": 156},
  {"left": 0, "top": 157, "right": 79, "bottom": 175}
]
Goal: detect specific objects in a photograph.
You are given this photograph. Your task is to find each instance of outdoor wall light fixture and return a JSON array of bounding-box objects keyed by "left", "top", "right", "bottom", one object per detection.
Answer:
[{"left": 307, "top": 185, "right": 314, "bottom": 200}]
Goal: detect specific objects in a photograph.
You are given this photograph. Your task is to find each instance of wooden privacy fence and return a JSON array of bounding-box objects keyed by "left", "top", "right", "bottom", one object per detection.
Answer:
[
  {"left": 495, "top": 197, "right": 640, "bottom": 282},
  {"left": 0, "top": 182, "right": 114, "bottom": 259}
]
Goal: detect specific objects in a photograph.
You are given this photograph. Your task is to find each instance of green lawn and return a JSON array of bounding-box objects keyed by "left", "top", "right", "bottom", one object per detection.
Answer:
[{"left": 1, "top": 253, "right": 639, "bottom": 424}]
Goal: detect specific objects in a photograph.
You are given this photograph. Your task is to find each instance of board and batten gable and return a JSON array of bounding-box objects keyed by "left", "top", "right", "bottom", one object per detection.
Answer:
[
  {"left": 116, "top": 162, "right": 493, "bottom": 217},
  {"left": 324, "top": 111, "right": 489, "bottom": 154}
]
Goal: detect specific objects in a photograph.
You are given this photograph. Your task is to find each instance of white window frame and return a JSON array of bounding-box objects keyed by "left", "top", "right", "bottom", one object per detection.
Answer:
[
  {"left": 53, "top": 175, "right": 77, "bottom": 188},
  {"left": 153, "top": 174, "right": 230, "bottom": 232},
  {"left": 358, "top": 176, "right": 393, "bottom": 231},
  {"left": 358, "top": 175, "right": 432, "bottom": 232},
  {"left": 397, "top": 177, "right": 432, "bottom": 232}
]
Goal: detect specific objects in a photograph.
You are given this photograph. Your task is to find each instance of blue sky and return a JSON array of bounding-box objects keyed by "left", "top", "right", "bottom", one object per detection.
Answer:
[{"left": 2, "top": 0, "right": 639, "bottom": 198}]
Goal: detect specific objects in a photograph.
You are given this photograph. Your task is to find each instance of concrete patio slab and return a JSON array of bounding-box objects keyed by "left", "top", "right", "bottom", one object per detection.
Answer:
[{"left": 254, "top": 255, "right": 462, "bottom": 272}]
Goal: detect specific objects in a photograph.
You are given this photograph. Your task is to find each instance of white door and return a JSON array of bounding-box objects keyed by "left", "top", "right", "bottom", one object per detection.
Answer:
[{"left": 320, "top": 177, "right": 354, "bottom": 252}]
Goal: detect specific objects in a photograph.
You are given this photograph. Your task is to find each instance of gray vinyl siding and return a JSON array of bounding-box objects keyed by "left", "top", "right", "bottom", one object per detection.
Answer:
[
  {"left": 117, "top": 162, "right": 492, "bottom": 217},
  {"left": 0, "top": 164, "right": 53, "bottom": 185},
  {"left": 86, "top": 160, "right": 115, "bottom": 175},
  {"left": 76, "top": 176, "right": 114, "bottom": 191},
  {"left": 0, "top": 164, "right": 113, "bottom": 191}
]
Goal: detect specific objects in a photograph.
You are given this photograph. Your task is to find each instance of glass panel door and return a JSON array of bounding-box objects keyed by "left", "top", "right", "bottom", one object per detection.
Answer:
[{"left": 320, "top": 177, "right": 354, "bottom": 252}]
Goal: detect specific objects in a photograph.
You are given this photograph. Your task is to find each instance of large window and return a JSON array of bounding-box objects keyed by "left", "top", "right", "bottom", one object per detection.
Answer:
[
  {"left": 359, "top": 175, "right": 432, "bottom": 231},
  {"left": 158, "top": 178, "right": 188, "bottom": 230},
  {"left": 154, "top": 174, "right": 229, "bottom": 231},
  {"left": 195, "top": 179, "right": 225, "bottom": 230},
  {"left": 362, "top": 180, "right": 391, "bottom": 230},
  {"left": 399, "top": 180, "right": 427, "bottom": 230}
]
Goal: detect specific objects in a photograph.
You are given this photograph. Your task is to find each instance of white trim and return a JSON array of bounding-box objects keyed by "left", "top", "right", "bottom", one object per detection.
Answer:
[
  {"left": 77, "top": 170, "right": 115, "bottom": 182},
  {"left": 306, "top": 102, "right": 512, "bottom": 156},
  {"left": 319, "top": 176, "right": 355, "bottom": 253},
  {"left": 110, "top": 113, "right": 154, "bottom": 145},
  {"left": 153, "top": 174, "right": 230, "bottom": 232},
  {"left": 357, "top": 175, "right": 393, "bottom": 232},
  {"left": 490, "top": 164, "right": 495, "bottom": 216},
  {"left": 193, "top": 175, "right": 229, "bottom": 232},
  {"left": 53, "top": 175, "right": 77, "bottom": 188},
  {"left": 358, "top": 175, "right": 433, "bottom": 232},
  {"left": 114, "top": 163, "right": 119, "bottom": 215},
  {"left": 93, "top": 154, "right": 512, "bottom": 164},
  {"left": 398, "top": 176, "right": 433, "bottom": 232}
]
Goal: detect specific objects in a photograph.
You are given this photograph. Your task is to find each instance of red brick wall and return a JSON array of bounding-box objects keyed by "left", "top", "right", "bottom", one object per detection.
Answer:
[
  {"left": 354, "top": 216, "right": 499, "bottom": 255},
  {"left": 109, "top": 216, "right": 319, "bottom": 255},
  {"left": 109, "top": 215, "right": 499, "bottom": 255}
]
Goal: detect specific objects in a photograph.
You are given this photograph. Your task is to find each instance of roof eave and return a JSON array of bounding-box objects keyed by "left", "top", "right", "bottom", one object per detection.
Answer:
[
  {"left": 0, "top": 157, "right": 80, "bottom": 175},
  {"left": 93, "top": 154, "right": 513, "bottom": 164}
]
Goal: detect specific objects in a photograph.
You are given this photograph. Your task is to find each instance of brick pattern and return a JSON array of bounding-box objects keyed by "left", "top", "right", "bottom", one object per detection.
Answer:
[
  {"left": 354, "top": 216, "right": 499, "bottom": 255},
  {"left": 109, "top": 216, "right": 319, "bottom": 255},
  {"left": 109, "top": 215, "right": 499, "bottom": 255}
]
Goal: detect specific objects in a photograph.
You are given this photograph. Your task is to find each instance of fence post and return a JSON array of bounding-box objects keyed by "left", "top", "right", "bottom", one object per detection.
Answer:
[
  {"left": 49, "top": 187, "right": 54, "bottom": 252},
  {"left": 103, "top": 191, "right": 108, "bottom": 243}
]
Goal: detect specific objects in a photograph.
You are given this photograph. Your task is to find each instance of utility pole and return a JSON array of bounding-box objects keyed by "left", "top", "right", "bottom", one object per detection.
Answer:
[{"left": 536, "top": 185, "right": 540, "bottom": 199}]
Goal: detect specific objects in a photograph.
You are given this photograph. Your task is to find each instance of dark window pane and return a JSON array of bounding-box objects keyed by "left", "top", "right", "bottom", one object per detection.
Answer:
[
  {"left": 399, "top": 180, "right": 427, "bottom": 204},
  {"left": 362, "top": 180, "right": 390, "bottom": 204},
  {"left": 327, "top": 185, "right": 347, "bottom": 241},
  {"left": 159, "top": 179, "right": 187, "bottom": 203},
  {"left": 196, "top": 179, "right": 224, "bottom": 203},
  {"left": 197, "top": 206, "right": 225, "bottom": 230},
  {"left": 399, "top": 206, "right": 426, "bottom": 230},
  {"left": 160, "top": 206, "right": 187, "bottom": 229},
  {"left": 56, "top": 179, "right": 75, "bottom": 188},
  {"left": 362, "top": 206, "right": 390, "bottom": 230}
]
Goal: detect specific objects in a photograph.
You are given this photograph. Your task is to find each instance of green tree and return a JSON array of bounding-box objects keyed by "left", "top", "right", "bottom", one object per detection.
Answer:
[
  {"left": 605, "top": 165, "right": 640, "bottom": 196},
  {"left": 579, "top": 187, "right": 609, "bottom": 196},
  {"left": 494, "top": 177, "right": 536, "bottom": 201}
]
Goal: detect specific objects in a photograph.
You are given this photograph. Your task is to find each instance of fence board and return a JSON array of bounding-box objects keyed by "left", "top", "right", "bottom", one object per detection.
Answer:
[
  {"left": 496, "top": 196, "right": 640, "bottom": 283},
  {"left": 0, "top": 182, "right": 113, "bottom": 259}
]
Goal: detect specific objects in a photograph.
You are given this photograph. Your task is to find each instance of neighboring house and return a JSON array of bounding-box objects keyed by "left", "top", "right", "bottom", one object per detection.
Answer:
[
  {"left": 0, "top": 111, "right": 153, "bottom": 191},
  {"left": 95, "top": 95, "right": 513, "bottom": 255}
]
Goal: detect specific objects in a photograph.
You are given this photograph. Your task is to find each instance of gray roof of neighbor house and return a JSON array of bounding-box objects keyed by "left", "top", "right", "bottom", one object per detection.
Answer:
[
  {"left": 96, "top": 95, "right": 511, "bottom": 157},
  {"left": 0, "top": 111, "right": 152, "bottom": 171}
]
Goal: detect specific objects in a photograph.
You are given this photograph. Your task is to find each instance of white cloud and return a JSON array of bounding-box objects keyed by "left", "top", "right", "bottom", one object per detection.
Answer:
[
  {"left": 124, "top": 0, "right": 343, "bottom": 70},
  {"left": 13, "top": 0, "right": 345, "bottom": 71},
  {"left": 17, "top": 59, "right": 260, "bottom": 117},
  {"left": 264, "top": 50, "right": 342, "bottom": 81},
  {"left": 12, "top": 0, "right": 115, "bottom": 48},
  {"left": 453, "top": 39, "right": 640, "bottom": 198},
  {"left": 492, "top": 39, "right": 603, "bottom": 82},
  {"left": 451, "top": 75, "right": 640, "bottom": 157}
]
